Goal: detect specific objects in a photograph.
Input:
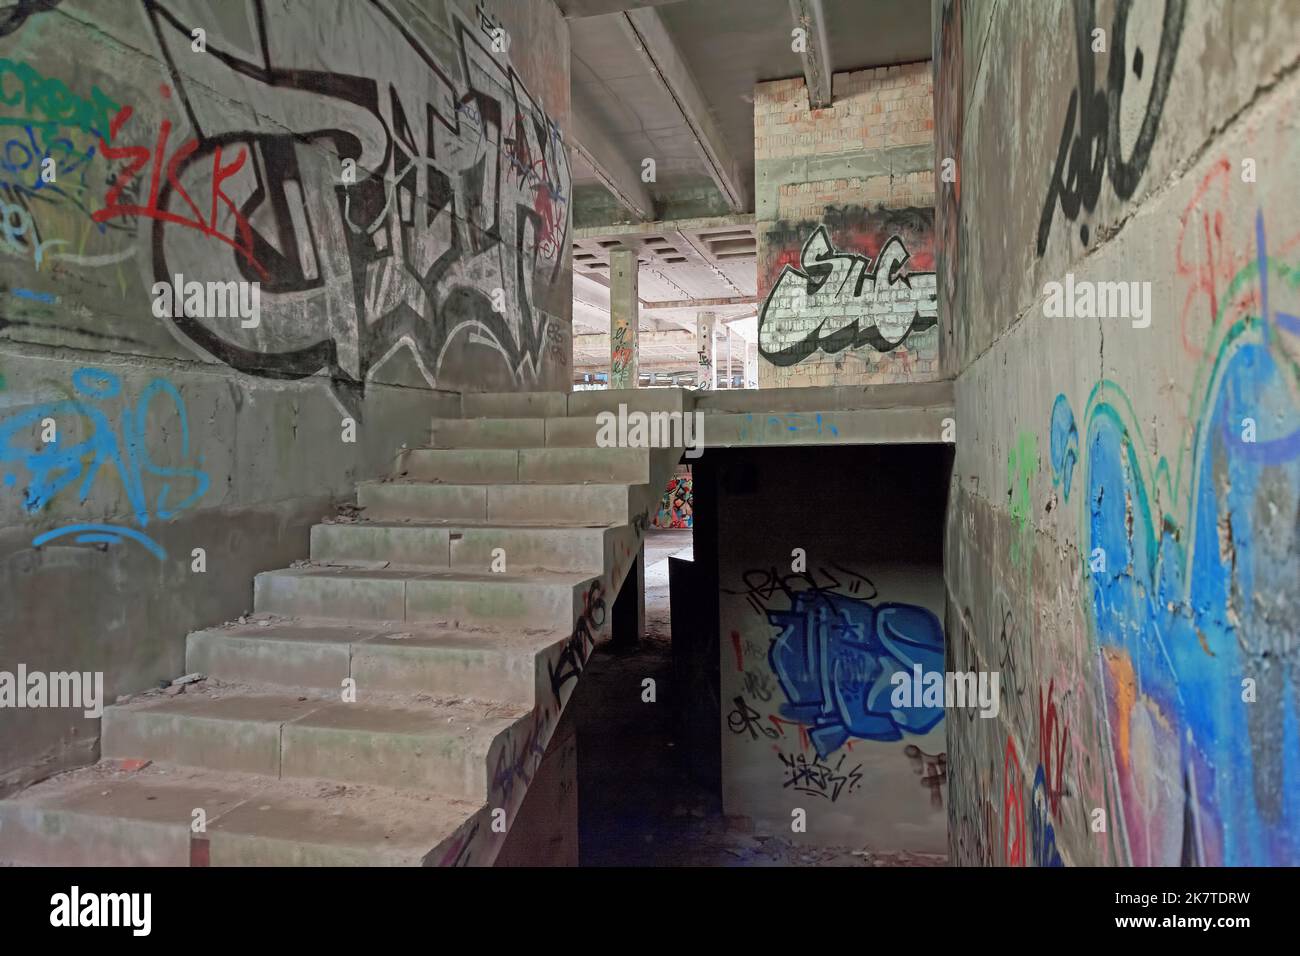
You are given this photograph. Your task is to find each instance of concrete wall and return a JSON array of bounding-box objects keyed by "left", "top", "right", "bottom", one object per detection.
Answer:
[
  {"left": 0, "top": 0, "right": 571, "bottom": 792},
  {"left": 716, "top": 445, "right": 949, "bottom": 853},
  {"left": 937, "top": 0, "right": 1300, "bottom": 865},
  {"left": 754, "top": 64, "right": 938, "bottom": 388}
]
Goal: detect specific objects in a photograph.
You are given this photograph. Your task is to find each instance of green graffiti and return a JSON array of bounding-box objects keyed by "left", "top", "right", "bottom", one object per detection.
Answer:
[
  {"left": 0, "top": 58, "right": 120, "bottom": 138},
  {"left": 1008, "top": 430, "right": 1038, "bottom": 565}
]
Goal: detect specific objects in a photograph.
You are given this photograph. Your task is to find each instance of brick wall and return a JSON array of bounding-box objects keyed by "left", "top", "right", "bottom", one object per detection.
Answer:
[{"left": 754, "top": 62, "right": 939, "bottom": 388}]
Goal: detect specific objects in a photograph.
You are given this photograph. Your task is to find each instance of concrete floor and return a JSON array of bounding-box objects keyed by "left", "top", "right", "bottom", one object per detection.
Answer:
[{"left": 573, "top": 529, "right": 949, "bottom": 866}]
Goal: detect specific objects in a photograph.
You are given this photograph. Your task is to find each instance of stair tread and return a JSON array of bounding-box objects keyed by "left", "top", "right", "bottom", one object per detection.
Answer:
[
  {"left": 321, "top": 517, "right": 620, "bottom": 529},
  {"left": 1, "top": 762, "right": 479, "bottom": 864},
  {"left": 360, "top": 478, "right": 633, "bottom": 488},
  {"left": 191, "top": 617, "right": 567, "bottom": 650},
  {"left": 258, "top": 565, "right": 598, "bottom": 585},
  {"left": 109, "top": 686, "right": 531, "bottom": 734}
]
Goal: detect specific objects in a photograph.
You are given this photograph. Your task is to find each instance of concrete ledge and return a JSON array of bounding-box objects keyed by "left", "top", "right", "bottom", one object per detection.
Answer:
[
  {"left": 700, "top": 406, "right": 954, "bottom": 448},
  {"left": 695, "top": 381, "right": 954, "bottom": 413}
]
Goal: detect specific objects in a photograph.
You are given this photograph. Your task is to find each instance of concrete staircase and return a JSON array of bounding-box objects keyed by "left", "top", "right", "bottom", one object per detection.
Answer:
[{"left": 0, "top": 389, "right": 686, "bottom": 866}]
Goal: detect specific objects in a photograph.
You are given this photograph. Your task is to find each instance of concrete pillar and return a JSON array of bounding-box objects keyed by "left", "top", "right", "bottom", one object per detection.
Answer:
[
  {"left": 696, "top": 311, "right": 716, "bottom": 389},
  {"left": 609, "top": 247, "right": 638, "bottom": 389},
  {"left": 746, "top": 340, "right": 757, "bottom": 388},
  {"left": 726, "top": 328, "right": 734, "bottom": 388}
]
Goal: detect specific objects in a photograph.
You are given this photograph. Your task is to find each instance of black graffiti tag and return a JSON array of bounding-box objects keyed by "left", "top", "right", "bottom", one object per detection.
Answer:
[{"left": 1036, "top": 0, "right": 1186, "bottom": 255}]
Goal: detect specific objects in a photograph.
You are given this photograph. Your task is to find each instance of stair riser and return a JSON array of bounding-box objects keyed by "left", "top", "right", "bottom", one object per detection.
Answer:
[
  {"left": 0, "top": 806, "right": 190, "bottom": 866},
  {"left": 310, "top": 524, "right": 451, "bottom": 567},
  {"left": 356, "top": 483, "right": 629, "bottom": 525},
  {"left": 103, "top": 709, "right": 284, "bottom": 777},
  {"left": 254, "top": 573, "right": 408, "bottom": 621},
  {"left": 460, "top": 392, "right": 568, "bottom": 419},
  {"left": 357, "top": 484, "right": 485, "bottom": 521},
  {"left": 397, "top": 448, "right": 519, "bottom": 483},
  {"left": 254, "top": 572, "right": 583, "bottom": 631},
  {"left": 310, "top": 524, "right": 606, "bottom": 573},
  {"left": 430, "top": 419, "right": 544, "bottom": 448},
  {"left": 187, "top": 632, "right": 353, "bottom": 689},
  {"left": 450, "top": 528, "right": 606, "bottom": 573},
  {"left": 517, "top": 448, "right": 649, "bottom": 484},
  {"left": 186, "top": 631, "right": 537, "bottom": 703},
  {"left": 101, "top": 708, "right": 500, "bottom": 801},
  {"left": 281, "top": 725, "right": 490, "bottom": 800}
]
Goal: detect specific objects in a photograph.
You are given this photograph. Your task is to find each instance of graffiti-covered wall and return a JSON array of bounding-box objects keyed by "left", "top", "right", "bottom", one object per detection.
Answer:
[
  {"left": 716, "top": 445, "right": 950, "bottom": 852},
  {"left": 753, "top": 64, "right": 939, "bottom": 389},
  {"left": 0, "top": 0, "right": 571, "bottom": 792},
  {"left": 937, "top": 0, "right": 1300, "bottom": 866},
  {"left": 651, "top": 471, "right": 691, "bottom": 529}
]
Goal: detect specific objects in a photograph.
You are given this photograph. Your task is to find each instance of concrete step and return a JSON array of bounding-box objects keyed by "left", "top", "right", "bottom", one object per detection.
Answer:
[
  {"left": 310, "top": 521, "right": 607, "bottom": 572},
  {"left": 461, "top": 391, "right": 568, "bottom": 419},
  {"left": 566, "top": 387, "right": 687, "bottom": 417},
  {"left": 186, "top": 619, "right": 560, "bottom": 702},
  {"left": 430, "top": 418, "right": 545, "bottom": 449},
  {"left": 0, "top": 763, "right": 480, "bottom": 866},
  {"left": 253, "top": 565, "right": 595, "bottom": 630},
  {"left": 454, "top": 388, "right": 687, "bottom": 421},
  {"left": 101, "top": 691, "right": 529, "bottom": 800},
  {"left": 397, "top": 446, "right": 650, "bottom": 484},
  {"left": 356, "top": 480, "right": 632, "bottom": 525},
  {"left": 431, "top": 416, "right": 610, "bottom": 449}
]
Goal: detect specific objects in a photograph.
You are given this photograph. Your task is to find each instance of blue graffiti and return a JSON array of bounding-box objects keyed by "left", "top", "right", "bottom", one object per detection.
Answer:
[
  {"left": 767, "top": 591, "right": 944, "bottom": 758},
  {"left": 1030, "top": 765, "right": 1064, "bottom": 867},
  {"left": 0, "top": 368, "right": 209, "bottom": 559},
  {"left": 738, "top": 411, "right": 840, "bottom": 443},
  {"left": 1049, "top": 393, "right": 1078, "bottom": 498},
  {"left": 1050, "top": 211, "right": 1299, "bottom": 865},
  {"left": 12, "top": 288, "right": 53, "bottom": 303}
]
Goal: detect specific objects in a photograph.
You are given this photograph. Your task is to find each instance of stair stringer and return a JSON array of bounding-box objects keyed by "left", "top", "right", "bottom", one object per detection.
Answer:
[{"left": 431, "top": 444, "right": 685, "bottom": 867}]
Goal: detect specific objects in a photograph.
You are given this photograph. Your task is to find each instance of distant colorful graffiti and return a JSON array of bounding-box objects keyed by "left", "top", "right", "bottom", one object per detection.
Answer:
[
  {"left": 1050, "top": 211, "right": 1299, "bottom": 866},
  {"left": 652, "top": 475, "right": 691, "bottom": 529},
  {"left": 767, "top": 591, "right": 945, "bottom": 758}
]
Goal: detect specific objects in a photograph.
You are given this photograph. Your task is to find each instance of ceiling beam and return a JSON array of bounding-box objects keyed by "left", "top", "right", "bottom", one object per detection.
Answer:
[
  {"left": 642, "top": 295, "right": 756, "bottom": 310},
  {"left": 573, "top": 213, "right": 754, "bottom": 241},
  {"left": 789, "top": 0, "right": 833, "bottom": 109},
  {"left": 570, "top": 88, "right": 656, "bottom": 222},
  {"left": 618, "top": 7, "right": 749, "bottom": 213}
]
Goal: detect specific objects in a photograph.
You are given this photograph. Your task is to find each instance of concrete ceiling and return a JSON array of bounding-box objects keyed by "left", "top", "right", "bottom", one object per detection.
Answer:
[{"left": 566, "top": 0, "right": 932, "bottom": 383}]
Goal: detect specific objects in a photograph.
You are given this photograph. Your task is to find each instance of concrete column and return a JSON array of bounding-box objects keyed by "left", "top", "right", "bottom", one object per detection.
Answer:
[
  {"left": 726, "top": 328, "right": 734, "bottom": 388},
  {"left": 696, "top": 311, "right": 717, "bottom": 389},
  {"left": 746, "top": 340, "right": 757, "bottom": 388},
  {"left": 609, "top": 247, "right": 638, "bottom": 389}
]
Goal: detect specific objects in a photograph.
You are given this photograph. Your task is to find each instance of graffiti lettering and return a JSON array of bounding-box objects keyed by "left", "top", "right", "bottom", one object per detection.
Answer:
[
  {"left": 0, "top": 367, "right": 209, "bottom": 559},
  {"left": 777, "top": 750, "right": 863, "bottom": 803},
  {"left": 547, "top": 580, "right": 606, "bottom": 699},
  {"left": 758, "top": 224, "right": 937, "bottom": 366},
  {"left": 767, "top": 590, "right": 944, "bottom": 757},
  {"left": 1036, "top": 0, "right": 1186, "bottom": 255}
]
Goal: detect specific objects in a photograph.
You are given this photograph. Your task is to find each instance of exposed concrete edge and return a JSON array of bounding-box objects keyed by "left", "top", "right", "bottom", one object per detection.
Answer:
[
  {"left": 696, "top": 380, "right": 954, "bottom": 413},
  {"left": 574, "top": 213, "right": 756, "bottom": 241}
]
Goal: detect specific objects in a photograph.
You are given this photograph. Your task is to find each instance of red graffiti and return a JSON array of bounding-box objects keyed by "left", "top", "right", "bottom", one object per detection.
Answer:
[
  {"left": 92, "top": 100, "right": 267, "bottom": 279},
  {"left": 1037, "top": 678, "right": 1069, "bottom": 817},
  {"left": 730, "top": 630, "right": 744, "bottom": 671},
  {"left": 1003, "top": 737, "right": 1025, "bottom": 867}
]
